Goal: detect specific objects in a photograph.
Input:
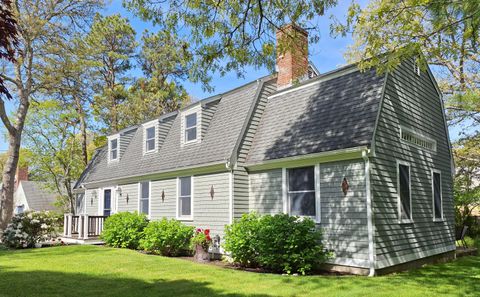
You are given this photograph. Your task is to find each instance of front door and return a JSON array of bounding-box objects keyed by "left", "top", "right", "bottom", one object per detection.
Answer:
[{"left": 103, "top": 189, "right": 111, "bottom": 216}]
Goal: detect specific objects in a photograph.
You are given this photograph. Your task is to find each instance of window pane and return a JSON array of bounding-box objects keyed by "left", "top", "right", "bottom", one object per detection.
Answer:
[
  {"left": 180, "top": 177, "right": 191, "bottom": 196},
  {"left": 146, "top": 139, "right": 155, "bottom": 151},
  {"left": 186, "top": 113, "right": 197, "bottom": 128},
  {"left": 111, "top": 139, "right": 117, "bottom": 149},
  {"left": 141, "top": 182, "right": 149, "bottom": 199},
  {"left": 180, "top": 196, "right": 191, "bottom": 216},
  {"left": 288, "top": 167, "right": 315, "bottom": 191},
  {"left": 110, "top": 149, "right": 117, "bottom": 160},
  {"left": 185, "top": 127, "right": 197, "bottom": 142},
  {"left": 399, "top": 164, "right": 411, "bottom": 220},
  {"left": 140, "top": 199, "right": 149, "bottom": 215},
  {"left": 290, "top": 192, "right": 316, "bottom": 216},
  {"left": 434, "top": 172, "right": 442, "bottom": 219},
  {"left": 146, "top": 126, "right": 155, "bottom": 139}
]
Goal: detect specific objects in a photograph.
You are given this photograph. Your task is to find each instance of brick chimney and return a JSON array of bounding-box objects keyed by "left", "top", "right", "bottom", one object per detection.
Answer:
[
  {"left": 276, "top": 24, "right": 309, "bottom": 89},
  {"left": 15, "top": 166, "right": 28, "bottom": 191}
]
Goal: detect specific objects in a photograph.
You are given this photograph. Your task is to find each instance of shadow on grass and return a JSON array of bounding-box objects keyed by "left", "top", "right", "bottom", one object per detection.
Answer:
[{"left": 0, "top": 268, "right": 273, "bottom": 297}]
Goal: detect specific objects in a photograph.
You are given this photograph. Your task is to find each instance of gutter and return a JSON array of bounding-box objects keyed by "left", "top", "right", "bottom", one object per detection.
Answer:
[{"left": 362, "top": 149, "right": 376, "bottom": 276}]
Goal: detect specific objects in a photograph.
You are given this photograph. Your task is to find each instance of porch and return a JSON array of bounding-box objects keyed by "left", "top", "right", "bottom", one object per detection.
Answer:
[{"left": 62, "top": 214, "right": 107, "bottom": 245}]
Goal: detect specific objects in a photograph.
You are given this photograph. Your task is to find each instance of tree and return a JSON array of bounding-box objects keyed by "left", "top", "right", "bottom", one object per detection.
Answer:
[
  {"left": 23, "top": 100, "right": 87, "bottom": 214},
  {"left": 126, "top": 30, "right": 192, "bottom": 124},
  {"left": 0, "top": 0, "right": 103, "bottom": 231},
  {"left": 123, "top": 0, "right": 338, "bottom": 87},
  {"left": 453, "top": 136, "right": 480, "bottom": 227},
  {"left": 81, "top": 13, "right": 137, "bottom": 133},
  {"left": 0, "top": 0, "right": 18, "bottom": 99},
  {"left": 333, "top": 0, "right": 480, "bottom": 136}
]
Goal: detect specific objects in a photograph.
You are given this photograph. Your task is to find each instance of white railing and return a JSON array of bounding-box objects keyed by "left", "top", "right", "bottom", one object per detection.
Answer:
[{"left": 63, "top": 214, "right": 107, "bottom": 240}]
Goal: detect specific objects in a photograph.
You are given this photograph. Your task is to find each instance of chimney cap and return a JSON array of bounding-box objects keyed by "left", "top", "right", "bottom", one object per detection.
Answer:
[{"left": 276, "top": 23, "right": 308, "bottom": 37}]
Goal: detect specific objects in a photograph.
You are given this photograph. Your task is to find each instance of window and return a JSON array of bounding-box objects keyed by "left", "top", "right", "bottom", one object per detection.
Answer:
[
  {"left": 110, "top": 138, "right": 118, "bottom": 161},
  {"left": 413, "top": 61, "right": 421, "bottom": 76},
  {"left": 400, "top": 126, "right": 436, "bottom": 151},
  {"left": 398, "top": 163, "right": 412, "bottom": 222},
  {"left": 432, "top": 170, "right": 443, "bottom": 220},
  {"left": 140, "top": 182, "right": 150, "bottom": 215},
  {"left": 185, "top": 113, "right": 197, "bottom": 142},
  {"left": 178, "top": 176, "right": 192, "bottom": 219},
  {"left": 287, "top": 166, "right": 316, "bottom": 218},
  {"left": 145, "top": 126, "right": 156, "bottom": 152}
]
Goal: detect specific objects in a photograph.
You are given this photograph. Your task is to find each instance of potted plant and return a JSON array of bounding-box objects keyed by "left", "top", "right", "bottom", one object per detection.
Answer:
[{"left": 191, "top": 228, "right": 212, "bottom": 263}]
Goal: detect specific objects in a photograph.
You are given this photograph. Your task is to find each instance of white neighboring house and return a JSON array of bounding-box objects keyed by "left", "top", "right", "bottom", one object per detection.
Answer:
[{"left": 14, "top": 180, "right": 62, "bottom": 214}]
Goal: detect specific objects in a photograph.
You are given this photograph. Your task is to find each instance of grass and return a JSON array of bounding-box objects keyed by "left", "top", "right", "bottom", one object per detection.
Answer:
[{"left": 0, "top": 245, "right": 479, "bottom": 297}]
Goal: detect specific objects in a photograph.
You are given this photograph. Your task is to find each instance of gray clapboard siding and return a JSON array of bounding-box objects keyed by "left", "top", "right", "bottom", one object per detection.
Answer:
[
  {"left": 84, "top": 188, "right": 99, "bottom": 215},
  {"left": 117, "top": 183, "right": 139, "bottom": 213},
  {"left": 158, "top": 115, "right": 175, "bottom": 151},
  {"left": 120, "top": 128, "right": 136, "bottom": 158},
  {"left": 150, "top": 178, "right": 177, "bottom": 219},
  {"left": 371, "top": 60, "right": 455, "bottom": 269},
  {"left": 233, "top": 79, "right": 277, "bottom": 219},
  {"left": 248, "top": 160, "right": 369, "bottom": 267}
]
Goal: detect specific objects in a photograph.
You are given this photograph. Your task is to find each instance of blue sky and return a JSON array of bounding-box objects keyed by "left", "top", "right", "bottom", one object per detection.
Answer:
[{"left": 0, "top": 1, "right": 466, "bottom": 152}]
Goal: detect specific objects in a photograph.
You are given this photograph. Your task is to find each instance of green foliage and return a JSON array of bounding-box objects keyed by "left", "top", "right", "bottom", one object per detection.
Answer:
[
  {"left": 123, "top": 0, "right": 337, "bottom": 84},
  {"left": 332, "top": 0, "right": 480, "bottom": 135},
  {"left": 101, "top": 212, "right": 149, "bottom": 249},
  {"left": 224, "top": 213, "right": 331, "bottom": 275},
  {"left": 190, "top": 228, "right": 212, "bottom": 250},
  {"left": 139, "top": 218, "right": 194, "bottom": 256},
  {"left": 1, "top": 211, "right": 60, "bottom": 249}
]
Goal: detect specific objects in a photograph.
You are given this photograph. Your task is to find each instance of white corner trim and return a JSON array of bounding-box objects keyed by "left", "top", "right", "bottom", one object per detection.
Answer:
[
  {"left": 229, "top": 171, "right": 233, "bottom": 224},
  {"left": 282, "top": 168, "right": 287, "bottom": 214},
  {"left": 363, "top": 150, "right": 375, "bottom": 276}
]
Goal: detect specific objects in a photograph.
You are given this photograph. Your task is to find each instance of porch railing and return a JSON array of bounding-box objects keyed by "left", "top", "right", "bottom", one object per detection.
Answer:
[{"left": 63, "top": 214, "right": 108, "bottom": 240}]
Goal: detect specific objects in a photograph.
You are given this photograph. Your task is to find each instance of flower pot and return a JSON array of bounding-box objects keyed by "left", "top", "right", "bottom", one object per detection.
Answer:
[{"left": 194, "top": 244, "right": 210, "bottom": 263}]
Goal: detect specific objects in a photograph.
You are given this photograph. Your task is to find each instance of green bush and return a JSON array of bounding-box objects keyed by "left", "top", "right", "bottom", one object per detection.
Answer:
[
  {"left": 2, "top": 211, "right": 60, "bottom": 249},
  {"left": 224, "top": 213, "right": 331, "bottom": 275},
  {"left": 139, "top": 218, "right": 194, "bottom": 256},
  {"left": 101, "top": 212, "right": 148, "bottom": 249}
]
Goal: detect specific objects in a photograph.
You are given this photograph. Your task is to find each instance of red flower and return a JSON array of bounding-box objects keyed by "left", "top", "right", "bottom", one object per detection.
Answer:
[
  {"left": 204, "top": 229, "right": 210, "bottom": 236},
  {"left": 196, "top": 228, "right": 202, "bottom": 233},
  {"left": 206, "top": 235, "right": 211, "bottom": 242}
]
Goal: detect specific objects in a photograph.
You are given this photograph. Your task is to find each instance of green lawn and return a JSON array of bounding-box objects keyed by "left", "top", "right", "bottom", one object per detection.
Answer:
[{"left": 0, "top": 245, "right": 478, "bottom": 297}]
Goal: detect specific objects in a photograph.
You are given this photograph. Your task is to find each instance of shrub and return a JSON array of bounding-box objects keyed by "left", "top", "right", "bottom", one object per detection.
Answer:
[
  {"left": 191, "top": 228, "right": 212, "bottom": 250},
  {"left": 2, "top": 211, "right": 60, "bottom": 248},
  {"left": 101, "top": 212, "right": 148, "bottom": 249},
  {"left": 224, "top": 213, "right": 331, "bottom": 275},
  {"left": 139, "top": 218, "right": 194, "bottom": 256}
]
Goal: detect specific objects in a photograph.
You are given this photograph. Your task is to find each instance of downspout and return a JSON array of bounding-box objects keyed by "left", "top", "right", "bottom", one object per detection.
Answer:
[{"left": 363, "top": 149, "right": 376, "bottom": 277}]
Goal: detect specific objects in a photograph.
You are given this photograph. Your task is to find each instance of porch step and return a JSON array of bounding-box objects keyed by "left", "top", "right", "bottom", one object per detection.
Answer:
[{"left": 61, "top": 237, "right": 104, "bottom": 245}]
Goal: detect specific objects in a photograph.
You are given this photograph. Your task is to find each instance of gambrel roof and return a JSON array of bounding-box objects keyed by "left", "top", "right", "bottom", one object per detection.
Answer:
[
  {"left": 246, "top": 66, "right": 386, "bottom": 165},
  {"left": 76, "top": 65, "right": 386, "bottom": 187}
]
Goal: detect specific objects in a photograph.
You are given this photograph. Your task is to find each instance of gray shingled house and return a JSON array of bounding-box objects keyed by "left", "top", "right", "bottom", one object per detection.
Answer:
[{"left": 67, "top": 25, "right": 455, "bottom": 275}]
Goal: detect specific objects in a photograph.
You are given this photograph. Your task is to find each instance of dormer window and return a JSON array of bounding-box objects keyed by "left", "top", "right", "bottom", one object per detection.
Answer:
[
  {"left": 185, "top": 113, "right": 197, "bottom": 142},
  {"left": 108, "top": 134, "right": 120, "bottom": 163},
  {"left": 143, "top": 120, "right": 158, "bottom": 154}
]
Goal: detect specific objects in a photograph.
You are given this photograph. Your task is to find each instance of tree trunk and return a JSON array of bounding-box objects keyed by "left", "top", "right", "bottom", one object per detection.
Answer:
[
  {"left": 74, "top": 96, "right": 88, "bottom": 166},
  {"left": 0, "top": 130, "right": 21, "bottom": 231}
]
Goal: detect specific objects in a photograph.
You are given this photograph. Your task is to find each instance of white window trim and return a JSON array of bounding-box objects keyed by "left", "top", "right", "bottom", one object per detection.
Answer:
[
  {"left": 399, "top": 125, "right": 437, "bottom": 152},
  {"left": 107, "top": 134, "right": 120, "bottom": 163},
  {"left": 282, "top": 165, "right": 321, "bottom": 223},
  {"left": 176, "top": 176, "right": 194, "bottom": 221},
  {"left": 138, "top": 181, "right": 151, "bottom": 219},
  {"left": 99, "top": 187, "right": 114, "bottom": 216},
  {"left": 413, "top": 60, "right": 421, "bottom": 76},
  {"left": 397, "top": 160, "right": 413, "bottom": 224},
  {"left": 181, "top": 105, "right": 202, "bottom": 146},
  {"left": 143, "top": 120, "right": 158, "bottom": 155},
  {"left": 431, "top": 169, "right": 443, "bottom": 222}
]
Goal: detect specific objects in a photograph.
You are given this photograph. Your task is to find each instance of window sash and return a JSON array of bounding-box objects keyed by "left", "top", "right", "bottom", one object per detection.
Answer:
[
  {"left": 287, "top": 166, "right": 316, "bottom": 218},
  {"left": 140, "top": 182, "right": 150, "bottom": 215},
  {"left": 185, "top": 126, "right": 197, "bottom": 142},
  {"left": 110, "top": 139, "right": 118, "bottom": 160},
  {"left": 398, "top": 164, "right": 411, "bottom": 222},
  {"left": 433, "top": 171, "right": 442, "bottom": 220},
  {"left": 178, "top": 177, "right": 192, "bottom": 217},
  {"left": 145, "top": 127, "right": 156, "bottom": 152},
  {"left": 185, "top": 113, "right": 197, "bottom": 128}
]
